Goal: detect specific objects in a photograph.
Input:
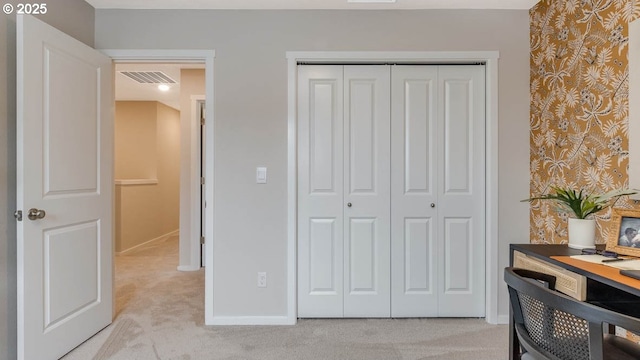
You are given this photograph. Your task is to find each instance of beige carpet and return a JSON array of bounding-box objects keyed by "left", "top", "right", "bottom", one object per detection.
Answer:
[{"left": 62, "top": 235, "right": 509, "bottom": 360}]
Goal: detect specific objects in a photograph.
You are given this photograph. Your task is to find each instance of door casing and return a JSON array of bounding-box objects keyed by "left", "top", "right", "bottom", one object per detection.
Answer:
[{"left": 286, "top": 51, "right": 500, "bottom": 325}]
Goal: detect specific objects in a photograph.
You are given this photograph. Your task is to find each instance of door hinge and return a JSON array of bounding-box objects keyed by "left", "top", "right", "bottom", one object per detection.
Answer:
[
  {"left": 201, "top": 177, "right": 205, "bottom": 185},
  {"left": 200, "top": 236, "right": 205, "bottom": 245},
  {"left": 14, "top": 210, "right": 22, "bottom": 222},
  {"left": 201, "top": 116, "right": 205, "bottom": 126}
]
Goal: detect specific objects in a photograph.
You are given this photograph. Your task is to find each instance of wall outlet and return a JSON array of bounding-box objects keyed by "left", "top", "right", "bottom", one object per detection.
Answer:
[{"left": 257, "top": 272, "right": 267, "bottom": 287}]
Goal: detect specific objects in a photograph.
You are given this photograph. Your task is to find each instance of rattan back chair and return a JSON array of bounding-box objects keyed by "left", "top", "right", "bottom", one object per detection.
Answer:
[{"left": 504, "top": 267, "right": 640, "bottom": 360}]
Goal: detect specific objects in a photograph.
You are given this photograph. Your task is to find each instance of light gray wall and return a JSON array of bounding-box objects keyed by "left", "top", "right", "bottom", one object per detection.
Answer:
[
  {"left": 0, "top": 1, "right": 94, "bottom": 358},
  {"left": 95, "top": 9, "right": 531, "bottom": 320}
]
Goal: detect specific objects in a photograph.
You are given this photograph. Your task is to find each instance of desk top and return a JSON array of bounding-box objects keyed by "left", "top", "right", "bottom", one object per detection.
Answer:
[
  {"left": 551, "top": 256, "right": 640, "bottom": 291},
  {"left": 511, "top": 244, "right": 640, "bottom": 298}
]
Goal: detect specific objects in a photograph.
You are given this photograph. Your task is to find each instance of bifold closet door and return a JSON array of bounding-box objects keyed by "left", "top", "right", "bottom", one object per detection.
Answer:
[
  {"left": 297, "top": 65, "right": 391, "bottom": 318},
  {"left": 390, "top": 65, "right": 486, "bottom": 317},
  {"left": 298, "top": 64, "right": 485, "bottom": 318}
]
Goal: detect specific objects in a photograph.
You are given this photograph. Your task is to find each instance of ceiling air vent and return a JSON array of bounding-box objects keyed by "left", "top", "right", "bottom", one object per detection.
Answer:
[{"left": 119, "top": 71, "right": 176, "bottom": 84}]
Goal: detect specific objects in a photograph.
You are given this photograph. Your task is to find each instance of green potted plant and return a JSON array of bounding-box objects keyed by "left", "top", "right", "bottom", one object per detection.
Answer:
[{"left": 522, "top": 187, "right": 638, "bottom": 249}]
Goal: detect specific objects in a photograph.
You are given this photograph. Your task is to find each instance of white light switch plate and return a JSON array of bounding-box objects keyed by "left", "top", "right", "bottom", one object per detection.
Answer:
[{"left": 257, "top": 167, "right": 267, "bottom": 184}]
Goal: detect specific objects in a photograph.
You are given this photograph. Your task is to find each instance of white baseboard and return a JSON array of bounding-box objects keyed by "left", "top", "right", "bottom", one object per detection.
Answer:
[
  {"left": 115, "top": 178, "right": 158, "bottom": 186},
  {"left": 117, "top": 229, "right": 179, "bottom": 255},
  {"left": 177, "top": 265, "right": 201, "bottom": 272},
  {"left": 497, "top": 314, "right": 509, "bottom": 325},
  {"left": 211, "top": 316, "right": 296, "bottom": 326}
]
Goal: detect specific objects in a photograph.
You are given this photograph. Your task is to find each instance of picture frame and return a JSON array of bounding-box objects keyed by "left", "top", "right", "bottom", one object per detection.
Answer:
[{"left": 606, "top": 208, "right": 640, "bottom": 257}]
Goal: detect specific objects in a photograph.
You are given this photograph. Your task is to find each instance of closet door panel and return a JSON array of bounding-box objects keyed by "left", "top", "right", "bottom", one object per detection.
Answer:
[
  {"left": 298, "top": 65, "right": 345, "bottom": 317},
  {"left": 343, "top": 65, "right": 391, "bottom": 317},
  {"left": 437, "top": 65, "right": 486, "bottom": 317},
  {"left": 391, "top": 66, "right": 439, "bottom": 317}
]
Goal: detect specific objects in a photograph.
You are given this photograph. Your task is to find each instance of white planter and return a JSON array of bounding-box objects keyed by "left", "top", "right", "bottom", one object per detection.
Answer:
[{"left": 567, "top": 218, "right": 596, "bottom": 249}]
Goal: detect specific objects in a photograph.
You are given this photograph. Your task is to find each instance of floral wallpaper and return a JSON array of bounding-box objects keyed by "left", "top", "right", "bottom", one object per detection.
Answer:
[{"left": 529, "top": 0, "right": 640, "bottom": 245}]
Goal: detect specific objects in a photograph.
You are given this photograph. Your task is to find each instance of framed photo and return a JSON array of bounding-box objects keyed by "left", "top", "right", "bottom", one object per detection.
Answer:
[{"left": 606, "top": 208, "right": 640, "bottom": 257}]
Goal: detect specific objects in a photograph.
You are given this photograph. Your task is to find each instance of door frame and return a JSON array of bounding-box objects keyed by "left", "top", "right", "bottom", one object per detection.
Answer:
[
  {"left": 100, "top": 49, "right": 216, "bottom": 324},
  {"left": 286, "top": 51, "right": 500, "bottom": 325},
  {"left": 192, "top": 95, "right": 206, "bottom": 266}
]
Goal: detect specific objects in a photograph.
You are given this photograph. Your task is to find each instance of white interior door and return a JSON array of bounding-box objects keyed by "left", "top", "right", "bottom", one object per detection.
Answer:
[
  {"left": 16, "top": 15, "right": 113, "bottom": 360},
  {"left": 297, "top": 65, "right": 345, "bottom": 317},
  {"left": 343, "top": 66, "right": 391, "bottom": 317},
  {"left": 437, "top": 65, "right": 485, "bottom": 317}
]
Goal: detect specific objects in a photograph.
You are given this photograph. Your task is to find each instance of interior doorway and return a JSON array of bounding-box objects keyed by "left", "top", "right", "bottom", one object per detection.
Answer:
[
  {"left": 113, "top": 63, "right": 205, "bottom": 268},
  {"left": 104, "top": 49, "right": 216, "bottom": 324}
]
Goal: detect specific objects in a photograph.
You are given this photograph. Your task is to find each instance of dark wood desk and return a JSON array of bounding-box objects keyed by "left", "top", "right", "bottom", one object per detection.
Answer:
[{"left": 509, "top": 244, "right": 640, "bottom": 360}]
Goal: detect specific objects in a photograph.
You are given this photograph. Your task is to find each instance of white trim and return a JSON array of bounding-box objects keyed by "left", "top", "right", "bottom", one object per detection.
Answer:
[
  {"left": 286, "top": 56, "right": 298, "bottom": 325},
  {"left": 114, "top": 178, "right": 158, "bottom": 186},
  {"left": 204, "top": 52, "right": 215, "bottom": 326},
  {"left": 101, "top": 49, "right": 213, "bottom": 62},
  {"left": 116, "top": 229, "right": 179, "bottom": 255},
  {"left": 211, "top": 316, "right": 296, "bottom": 326},
  {"left": 497, "top": 314, "right": 509, "bottom": 325},
  {"left": 177, "top": 264, "right": 202, "bottom": 271},
  {"left": 286, "top": 50, "right": 499, "bottom": 62},
  {"left": 102, "top": 49, "right": 216, "bottom": 325},
  {"left": 485, "top": 57, "right": 500, "bottom": 325},
  {"left": 286, "top": 51, "right": 500, "bottom": 325}
]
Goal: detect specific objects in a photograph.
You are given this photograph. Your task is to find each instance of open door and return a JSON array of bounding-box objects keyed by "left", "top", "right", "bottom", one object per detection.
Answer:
[{"left": 16, "top": 15, "right": 113, "bottom": 360}]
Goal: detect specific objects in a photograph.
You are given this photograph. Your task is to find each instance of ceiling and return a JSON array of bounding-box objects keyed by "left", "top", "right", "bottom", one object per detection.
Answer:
[
  {"left": 87, "top": 0, "right": 539, "bottom": 10},
  {"left": 115, "top": 63, "right": 205, "bottom": 110}
]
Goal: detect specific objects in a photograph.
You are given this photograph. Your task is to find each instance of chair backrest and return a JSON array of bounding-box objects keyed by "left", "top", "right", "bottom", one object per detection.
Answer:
[{"left": 504, "top": 267, "right": 640, "bottom": 360}]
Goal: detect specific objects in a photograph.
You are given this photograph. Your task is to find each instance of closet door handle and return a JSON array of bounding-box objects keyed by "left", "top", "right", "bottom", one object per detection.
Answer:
[
  {"left": 430, "top": 203, "right": 436, "bottom": 208},
  {"left": 347, "top": 203, "right": 352, "bottom": 208}
]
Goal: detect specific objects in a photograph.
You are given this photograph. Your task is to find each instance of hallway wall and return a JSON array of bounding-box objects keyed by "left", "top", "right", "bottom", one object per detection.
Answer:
[{"left": 115, "top": 101, "right": 180, "bottom": 252}]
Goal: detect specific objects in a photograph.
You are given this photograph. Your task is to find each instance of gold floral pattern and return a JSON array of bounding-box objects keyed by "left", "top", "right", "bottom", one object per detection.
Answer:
[{"left": 529, "top": 0, "right": 640, "bottom": 244}]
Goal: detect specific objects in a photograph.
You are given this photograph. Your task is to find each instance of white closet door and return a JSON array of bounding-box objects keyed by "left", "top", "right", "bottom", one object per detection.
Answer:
[
  {"left": 437, "top": 65, "right": 485, "bottom": 317},
  {"left": 298, "top": 64, "right": 484, "bottom": 319},
  {"left": 390, "top": 66, "right": 439, "bottom": 317},
  {"left": 343, "top": 66, "right": 391, "bottom": 317},
  {"left": 297, "top": 66, "right": 345, "bottom": 317}
]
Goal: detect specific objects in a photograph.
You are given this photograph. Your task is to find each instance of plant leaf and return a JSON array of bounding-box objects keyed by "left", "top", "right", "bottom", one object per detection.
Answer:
[{"left": 521, "top": 187, "right": 639, "bottom": 219}]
